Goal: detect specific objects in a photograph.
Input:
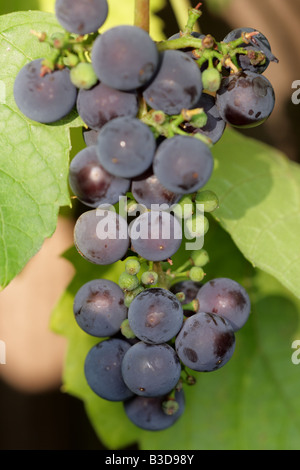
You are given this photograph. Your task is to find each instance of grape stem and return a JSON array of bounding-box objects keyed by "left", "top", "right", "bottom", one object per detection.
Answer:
[{"left": 134, "top": 0, "right": 150, "bottom": 33}]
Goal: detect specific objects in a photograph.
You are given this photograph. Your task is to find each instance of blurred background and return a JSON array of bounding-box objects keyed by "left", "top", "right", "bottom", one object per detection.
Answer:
[{"left": 0, "top": 0, "right": 299, "bottom": 450}]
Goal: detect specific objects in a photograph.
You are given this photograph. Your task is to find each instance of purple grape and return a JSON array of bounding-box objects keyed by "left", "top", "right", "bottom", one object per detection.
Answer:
[
  {"left": 74, "top": 209, "right": 130, "bottom": 265},
  {"left": 124, "top": 389, "right": 185, "bottom": 431},
  {"left": 131, "top": 171, "right": 181, "bottom": 209},
  {"left": 14, "top": 59, "right": 77, "bottom": 124},
  {"left": 84, "top": 339, "right": 134, "bottom": 401},
  {"left": 129, "top": 211, "right": 182, "bottom": 262},
  {"left": 223, "top": 27, "right": 273, "bottom": 74},
  {"left": 216, "top": 71, "right": 275, "bottom": 128},
  {"left": 96, "top": 117, "right": 156, "bottom": 178},
  {"left": 121, "top": 341, "right": 182, "bottom": 397},
  {"left": 175, "top": 311, "right": 236, "bottom": 372},
  {"left": 69, "top": 146, "right": 131, "bottom": 208},
  {"left": 143, "top": 50, "right": 203, "bottom": 115},
  {"left": 77, "top": 82, "right": 139, "bottom": 131},
  {"left": 196, "top": 277, "right": 251, "bottom": 331},
  {"left": 55, "top": 0, "right": 108, "bottom": 35},
  {"left": 73, "top": 279, "right": 127, "bottom": 337},
  {"left": 91, "top": 25, "right": 159, "bottom": 91},
  {"left": 128, "top": 288, "right": 184, "bottom": 344},
  {"left": 153, "top": 135, "right": 214, "bottom": 194}
]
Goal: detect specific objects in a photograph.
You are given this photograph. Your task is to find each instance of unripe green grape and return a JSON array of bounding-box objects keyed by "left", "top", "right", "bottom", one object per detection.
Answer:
[
  {"left": 191, "top": 249, "right": 210, "bottom": 267},
  {"left": 173, "top": 196, "right": 195, "bottom": 220},
  {"left": 185, "top": 214, "right": 209, "bottom": 239},
  {"left": 70, "top": 62, "right": 98, "bottom": 90},
  {"left": 202, "top": 68, "right": 222, "bottom": 92},
  {"left": 195, "top": 190, "right": 219, "bottom": 213},
  {"left": 189, "top": 266, "right": 205, "bottom": 282},
  {"left": 162, "top": 399, "right": 179, "bottom": 416},
  {"left": 125, "top": 259, "right": 141, "bottom": 276},
  {"left": 118, "top": 272, "right": 140, "bottom": 292},
  {"left": 124, "top": 285, "right": 145, "bottom": 307},
  {"left": 141, "top": 271, "right": 159, "bottom": 286},
  {"left": 121, "top": 319, "right": 136, "bottom": 339}
]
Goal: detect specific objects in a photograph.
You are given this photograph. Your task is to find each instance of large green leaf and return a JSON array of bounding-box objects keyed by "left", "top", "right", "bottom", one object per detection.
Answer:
[
  {"left": 209, "top": 128, "right": 300, "bottom": 300},
  {"left": 51, "top": 219, "right": 300, "bottom": 450},
  {"left": 0, "top": 11, "right": 83, "bottom": 289}
]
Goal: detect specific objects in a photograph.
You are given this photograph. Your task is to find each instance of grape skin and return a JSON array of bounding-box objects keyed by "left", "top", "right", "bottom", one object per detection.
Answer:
[
  {"left": 13, "top": 59, "right": 77, "bottom": 124},
  {"left": 196, "top": 277, "right": 251, "bottom": 331},
  {"left": 124, "top": 389, "right": 185, "bottom": 431},
  {"left": 69, "top": 146, "right": 131, "bottom": 208},
  {"left": 121, "top": 341, "right": 182, "bottom": 397},
  {"left": 131, "top": 171, "right": 181, "bottom": 209},
  {"left": 175, "top": 311, "right": 236, "bottom": 372},
  {"left": 129, "top": 211, "right": 182, "bottom": 262},
  {"left": 143, "top": 49, "right": 203, "bottom": 115},
  {"left": 128, "top": 288, "right": 184, "bottom": 344},
  {"left": 91, "top": 25, "right": 159, "bottom": 91},
  {"left": 216, "top": 71, "right": 275, "bottom": 128},
  {"left": 84, "top": 339, "right": 134, "bottom": 401},
  {"left": 77, "top": 82, "right": 139, "bottom": 131},
  {"left": 55, "top": 0, "right": 108, "bottom": 35},
  {"left": 153, "top": 135, "right": 214, "bottom": 194},
  {"left": 73, "top": 279, "right": 128, "bottom": 337},
  {"left": 96, "top": 117, "right": 156, "bottom": 178},
  {"left": 74, "top": 209, "right": 130, "bottom": 265}
]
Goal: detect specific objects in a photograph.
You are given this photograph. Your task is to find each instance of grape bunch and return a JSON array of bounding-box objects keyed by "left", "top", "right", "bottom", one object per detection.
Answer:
[{"left": 13, "top": 0, "right": 277, "bottom": 432}]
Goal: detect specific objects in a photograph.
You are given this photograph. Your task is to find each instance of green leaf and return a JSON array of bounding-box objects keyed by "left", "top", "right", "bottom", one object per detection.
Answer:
[
  {"left": 51, "top": 221, "right": 300, "bottom": 450},
  {"left": 0, "top": 11, "right": 83, "bottom": 289},
  {"left": 208, "top": 128, "right": 300, "bottom": 300}
]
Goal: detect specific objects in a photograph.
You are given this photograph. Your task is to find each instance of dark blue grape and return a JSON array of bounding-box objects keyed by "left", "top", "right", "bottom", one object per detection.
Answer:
[
  {"left": 129, "top": 210, "right": 182, "bottom": 262},
  {"left": 69, "top": 146, "right": 131, "bottom": 208},
  {"left": 182, "top": 92, "right": 226, "bottom": 144},
  {"left": 55, "top": 0, "right": 108, "bottom": 35},
  {"left": 124, "top": 389, "right": 185, "bottom": 431},
  {"left": 196, "top": 277, "right": 251, "bottom": 331},
  {"left": 131, "top": 171, "right": 181, "bottom": 209},
  {"left": 121, "top": 341, "right": 182, "bottom": 397},
  {"left": 153, "top": 135, "right": 214, "bottom": 194},
  {"left": 170, "top": 280, "right": 202, "bottom": 316},
  {"left": 77, "top": 82, "right": 139, "bottom": 131},
  {"left": 223, "top": 27, "right": 274, "bottom": 74},
  {"left": 143, "top": 50, "right": 203, "bottom": 115},
  {"left": 74, "top": 209, "right": 130, "bottom": 265},
  {"left": 96, "top": 117, "right": 156, "bottom": 179},
  {"left": 128, "top": 288, "right": 184, "bottom": 344},
  {"left": 73, "top": 279, "right": 127, "bottom": 337},
  {"left": 91, "top": 25, "right": 159, "bottom": 91},
  {"left": 175, "top": 311, "right": 236, "bottom": 372},
  {"left": 84, "top": 339, "right": 134, "bottom": 401},
  {"left": 13, "top": 59, "right": 77, "bottom": 124},
  {"left": 216, "top": 71, "right": 275, "bottom": 128}
]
